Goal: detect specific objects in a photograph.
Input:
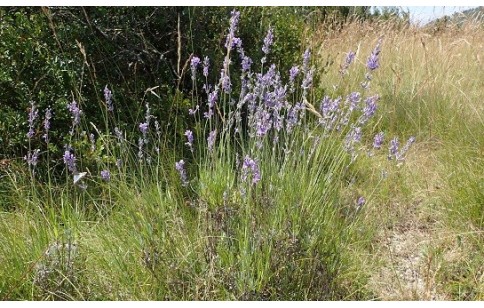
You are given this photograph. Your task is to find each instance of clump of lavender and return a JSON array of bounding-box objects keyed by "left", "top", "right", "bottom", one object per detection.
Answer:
[
  {"left": 63, "top": 150, "right": 77, "bottom": 173},
  {"left": 67, "top": 100, "right": 82, "bottom": 135},
  {"left": 184, "top": 130, "right": 194, "bottom": 152},
  {"left": 42, "top": 107, "right": 52, "bottom": 143},
  {"left": 190, "top": 56, "right": 200, "bottom": 81},
  {"left": 175, "top": 160, "right": 188, "bottom": 187},
  {"left": 241, "top": 155, "right": 261, "bottom": 185},
  {"left": 27, "top": 101, "right": 39, "bottom": 139},
  {"left": 104, "top": 85, "right": 113, "bottom": 112},
  {"left": 100, "top": 170, "right": 110, "bottom": 182}
]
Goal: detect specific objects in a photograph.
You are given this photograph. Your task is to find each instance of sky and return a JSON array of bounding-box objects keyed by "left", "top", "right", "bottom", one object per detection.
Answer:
[{"left": 404, "top": 6, "right": 480, "bottom": 24}]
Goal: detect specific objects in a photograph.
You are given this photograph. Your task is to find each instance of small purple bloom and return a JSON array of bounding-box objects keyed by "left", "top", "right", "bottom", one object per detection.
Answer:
[
  {"left": 63, "top": 150, "right": 77, "bottom": 173},
  {"left": 42, "top": 107, "right": 52, "bottom": 142},
  {"left": 24, "top": 148, "right": 40, "bottom": 167},
  {"left": 184, "top": 130, "right": 194, "bottom": 151},
  {"left": 89, "top": 133, "right": 96, "bottom": 152},
  {"left": 345, "top": 51, "right": 356, "bottom": 66},
  {"left": 241, "top": 56, "right": 252, "bottom": 73},
  {"left": 207, "top": 130, "right": 216, "bottom": 152},
  {"left": 367, "top": 38, "right": 382, "bottom": 71},
  {"left": 190, "top": 56, "right": 201, "bottom": 80},
  {"left": 388, "top": 137, "right": 399, "bottom": 160},
  {"left": 357, "top": 196, "right": 366, "bottom": 209},
  {"left": 114, "top": 127, "right": 124, "bottom": 142},
  {"left": 289, "top": 66, "right": 300, "bottom": 82},
  {"left": 261, "top": 27, "right": 274, "bottom": 61},
  {"left": 139, "top": 122, "right": 149, "bottom": 135},
  {"left": 203, "top": 56, "right": 210, "bottom": 77},
  {"left": 67, "top": 100, "right": 82, "bottom": 134},
  {"left": 101, "top": 169, "right": 110, "bottom": 181},
  {"left": 175, "top": 159, "right": 188, "bottom": 187},
  {"left": 373, "top": 132, "right": 384, "bottom": 149},
  {"left": 188, "top": 105, "right": 199, "bottom": 116},
  {"left": 104, "top": 85, "right": 113, "bottom": 112},
  {"left": 397, "top": 136, "right": 416, "bottom": 161},
  {"left": 225, "top": 10, "right": 241, "bottom": 49},
  {"left": 241, "top": 155, "right": 261, "bottom": 185},
  {"left": 27, "top": 101, "right": 39, "bottom": 139}
]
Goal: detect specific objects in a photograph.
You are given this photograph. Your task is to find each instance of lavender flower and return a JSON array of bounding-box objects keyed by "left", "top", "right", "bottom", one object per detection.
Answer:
[
  {"left": 24, "top": 149, "right": 40, "bottom": 167},
  {"left": 207, "top": 130, "right": 216, "bottom": 152},
  {"left": 42, "top": 107, "right": 52, "bottom": 142},
  {"left": 397, "top": 136, "right": 416, "bottom": 161},
  {"left": 303, "top": 48, "right": 311, "bottom": 72},
  {"left": 184, "top": 130, "right": 194, "bottom": 151},
  {"left": 100, "top": 169, "right": 110, "bottom": 181},
  {"left": 241, "top": 56, "right": 252, "bottom": 73},
  {"left": 341, "top": 51, "right": 356, "bottom": 75},
  {"left": 139, "top": 122, "right": 149, "bottom": 135},
  {"left": 360, "top": 95, "right": 379, "bottom": 124},
  {"left": 241, "top": 155, "right": 261, "bottom": 185},
  {"left": 367, "top": 38, "right": 382, "bottom": 71},
  {"left": 348, "top": 92, "right": 361, "bottom": 110},
  {"left": 225, "top": 10, "right": 241, "bottom": 49},
  {"left": 388, "top": 137, "right": 399, "bottom": 160},
  {"left": 114, "top": 127, "right": 124, "bottom": 142},
  {"left": 27, "top": 101, "right": 39, "bottom": 139},
  {"left": 63, "top": 150, "right": 77, "bottom": 173},
  {"left": 289, "top": 66, "right": 300, "bottom": 82},
  {"left": 175, "top": 160, "right": 188, "bottom": 187},
  {"left": 189, "top": 105, "right": 199, "bottom": 116},
  {"left": 357, "top": 196, "right": 366, "bottom": 209},
  {"left": 203, "top": 56, "right": 210, "bottom": 78},
  {"left": 373, "top": 132, "right": 384, "bottom": 149},
  {"left": 104, "top": 85, "right": 113, "bottom": 112},
  {"left": 261, "top": 27, "right": 274, "bottom": 64},
  {"left": 190, "top": 56, "right": 200, "bottom": 80},
  {"left": 89, "top": 133, "right": 96, "bottom": 152},
  {"left": 67, "top": 100, "right": 82, "bottom": 134}
]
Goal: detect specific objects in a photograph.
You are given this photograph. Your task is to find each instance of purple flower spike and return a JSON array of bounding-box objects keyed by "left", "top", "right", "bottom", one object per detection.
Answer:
[
  {"left": 101, "top": 169, "right": 111, "bottom": 181},
  {"left": 27, "top": 101, "right": 39, "bottom": 139},
  {"left": 104, "top": 85, "right": 113, "bottom": 112},
  {"left": 139, "top": 122, "right": 149, "bottom": 135},
  {"left": 63, "top": 150, "right": 77, "bottom": 173},
  {"left": 184, "top": 130, "right": 194, "bottom": 151},
  {"left": 289, "top": 66, "right": 300, "bottom": 82},
  {"left": 357, "top": 196, "right": 366, "bottom": 209},
  {"left": 373, "top": 132, "right": 384, "bottom": 149},
  {"left": 207, "top": 130, "right": 217, "bottom": 152},
  {"left": 367, "top": 38, "right": 382, "bottom": 71},
  {"left": 388, "top": 137, "right": 399, "bottom": 160},
  {"left": 190, "top": 56, "right": 201, "bottom": 80},
  {"left": 42, "top": 107, "right": 52, "bottom": 142},
  {"left": 175, "top": 159, "right": 188, "bottom": 187},
  {"left": 241, "top": 155, "right": 261, "bottom": 185},
  {"left": 203, "top": 56, "right": 210, "bottom": 77},
  {"left": 24, "top": 149, "right": 40, "bottom": 167}
]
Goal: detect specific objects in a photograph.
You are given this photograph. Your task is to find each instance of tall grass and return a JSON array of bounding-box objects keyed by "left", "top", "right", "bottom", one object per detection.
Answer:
[{"left": 308, "top": 17, "right": 483, "bottom": 299}]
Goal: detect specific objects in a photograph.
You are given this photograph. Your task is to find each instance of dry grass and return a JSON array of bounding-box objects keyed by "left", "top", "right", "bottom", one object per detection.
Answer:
[{"left": 307, "top": 18, "right": 484, "bottom": 300}]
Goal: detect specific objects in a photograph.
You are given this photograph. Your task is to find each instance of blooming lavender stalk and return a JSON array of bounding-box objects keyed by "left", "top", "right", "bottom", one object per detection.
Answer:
[
  {"left": 207, "top": 130, "right": 216, "bottom": 152},
  {"left": 63, "top": 149, "right": 77, "bottom": 173},
  {"left": 190, "top": 56, "right": 200, "bottom": 81},
  {"left": 100, "top": 169, "right": 110, "bottom": 181},
  {"left": 225, "top": 10, "right": 241, "bottom": 49},
  {"left": 367, "top": 38, "right": 382, "bottom": 71},
  {"left": 261, "top": 27, "right": 274, "bottom": 64},
  {"left": 42, "top": 107, "right": 52, "bottom": 142},
  {"left": 184, "top": 130, "right": 194, "bottom": 152},
  {"left": 104, "top": 85, "right": 113, "bottom": 112},
  {"left": 67, "top": 100, "right": 82, "bottom": 135},
  {"left": 24, "top": 149, "right": 40, "bottom": 167},
  {"left": 89, "top": 133, "right": 96, "bottom": 152},
  {"left": 340, "top": 51, "right": 356, "bottom": 75},
  {"left": 356, "top": 196, "right": 366, "bottom": 209},
  {"left": 241, "top": 155, "right": 261, "bottom": 185},
  {"left": 175, "top": 160, "right": 188, "bottom": 187},
  {"left": 388, "top": 137, "right": 399, "bottom": 160},
  {"left": 397, "top": 136, "right": 416, "bottom": 161},
  {"left": 203, "top": 56, "right": 210, "bottom": 78},
  {"left": 139, "top": 122, "right": 149, "bottom": 144},
  {"left": 373, "top": 132, "right": 384, "bottom": 149},
  {"left": 27, "top": 101, "right": 39, "bottom": 139}
]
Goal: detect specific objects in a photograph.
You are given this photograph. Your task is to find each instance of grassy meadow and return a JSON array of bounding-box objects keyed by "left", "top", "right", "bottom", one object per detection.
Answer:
[{"left": 0, "top": 10, "right": 483, "bottom": 300}]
